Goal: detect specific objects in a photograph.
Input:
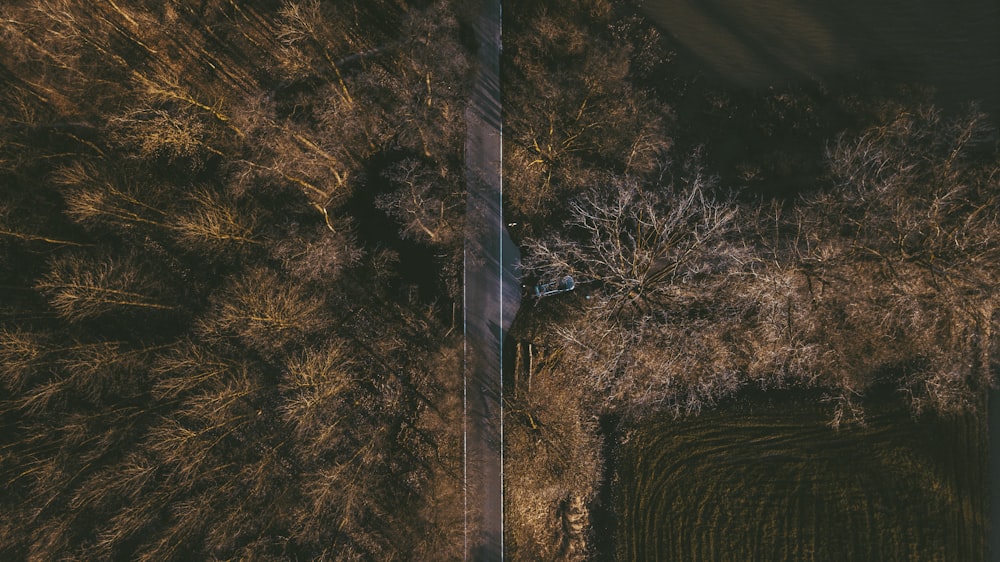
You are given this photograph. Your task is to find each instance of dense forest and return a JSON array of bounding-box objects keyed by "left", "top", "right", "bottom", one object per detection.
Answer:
[
  {"left": 0, "top": 0, "right": 472, "bottom": 559},
  {"left": 502, "top": 0, "right": 999, "bottom": 558},
  {"left": 1, "top": 0, "right": 997, "bottom": 560}
]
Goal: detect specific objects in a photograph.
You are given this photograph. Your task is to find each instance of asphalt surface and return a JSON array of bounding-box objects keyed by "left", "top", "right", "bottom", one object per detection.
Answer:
[{"left": 463, "top": 0, "right": 519, "bottom": 560}]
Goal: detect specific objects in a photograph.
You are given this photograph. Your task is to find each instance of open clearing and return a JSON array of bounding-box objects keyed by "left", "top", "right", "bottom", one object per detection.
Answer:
[{"left": 615, "top": 392, "right": 987, "bottom": 561}]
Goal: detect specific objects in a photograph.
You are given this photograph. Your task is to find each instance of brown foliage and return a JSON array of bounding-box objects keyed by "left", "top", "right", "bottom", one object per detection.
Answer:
[
  {"left": 279, "top": 340, "right": 359, "bottom": 462},
  {"left": 522, "top": 106, "right": 1000, "bottom": 424},
  {"left": 270, "top": 222, "right": 364, "bottom": 284},
  {"left": 107, "top": 106, "right": 213, "bottom": 164},
  {"left": 377, "top": 158, "right": 464, "bottom": 247},
  {"left": 58, "top": 162, "right": 171, "bottom": 234},
  {"left": 805, "top": 107, "right": 1000, "bottom": 414},
  {"left": 171, "top": 188, "right": 259, "bottom": 255},
  {"left": 0, "top": 0, "right": 469, "bottom": 559},
  {"left": 35, "top": 252, "right": 175, "bottom": 322},
  {"left": 506, "top": 353, "right": 603, "bottom": 561},
  {"left": 524, "top": 170, "right": 740, "bottom": 312},
  {"left": 504, "top": 0, "right": 672, "bottom": 221},
  {"left": 198, "top": 267, "right": 328, "bottom": 357}
]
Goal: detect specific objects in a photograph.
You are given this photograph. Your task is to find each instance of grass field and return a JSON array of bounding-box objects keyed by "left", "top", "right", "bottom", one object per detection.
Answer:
[{"left": 614, "top": 392, "right": 987, "bottom": 561}]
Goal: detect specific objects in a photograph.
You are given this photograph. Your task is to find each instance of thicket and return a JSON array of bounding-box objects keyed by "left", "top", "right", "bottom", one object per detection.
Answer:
[
  {"left": 503, "top": 0, "right": 999, "bottom": 558},
  {"left": 0, "top": 0, "right": 470, "bottom": 559}
]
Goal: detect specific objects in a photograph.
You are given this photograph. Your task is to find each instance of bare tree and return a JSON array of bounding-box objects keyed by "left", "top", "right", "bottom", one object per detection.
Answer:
[
  {"left": 151, "top": 339, "right": 249, "bottom": 400},
  {"left": 197, "top": 267, "right": 328, "bottom": 357},
  {"left": 228, "top": 93, "right": 357, "bottom": 228},
  {"left": 273, "top": 0, "right": 391, "bottom": 101},
  {"left": 503, "top": 0, "right": 672, "bottom": 222},
  {"left": 133, "top": 70, "right": 245, "bottom": 140},
  {"left": 35, "top": 252, "right": 175, "bottom": 321},
  {"left": 517, "top": 165, "right": 749, "bottom": 423},
  {"left": 524, "top": 171, "right": 740, "bottom": 313},
  {"left": 815, "top": 106, "right": 1000, "bottom": 414},
  {"left": 390, "top": 1, "right": 471, "bottom": 162},
  {"left": 0, "top": 328, "right": 49, "bottom": 392},
  {"left": 57, "top": 162, "right": 171, "bottom": 234},
  {"left": 505, "top": 351, "right": 603, "bottom": 561},
  {"left": 170, "top": 188, "right": 260, "bottom": 256},
  {"left": 59, "top": 339, "right": 159, "bottom": 402},
  {"left": 107, "top": 106, "right": 216, "bottom": 164},
  {"left": 377, "top": 158, "right": 463, "bottom": 247},
  {"left": 0, "top": 0, "right": 475, "bottom": 558},
  {"left": 279, "top": 339, "right": 359, "bottom": 463},
  {"left": 270, "top": 221, "right": 364, "bottom": 284},
  {"left": 70, "top": 452, "right": 156, "bottom": 513},
  {"left": 0, "top": 201, "right": 90, "bottom": 250}
]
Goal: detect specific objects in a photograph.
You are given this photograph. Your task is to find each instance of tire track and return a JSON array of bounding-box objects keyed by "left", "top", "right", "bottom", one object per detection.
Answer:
[{"left": 616, "top": 397, "right": 986, "bottom": 561}]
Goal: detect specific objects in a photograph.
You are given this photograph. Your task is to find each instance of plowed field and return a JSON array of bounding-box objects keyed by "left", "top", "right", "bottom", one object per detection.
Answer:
[{"left": 615, "top": 394, "right": 987, "bottom": 561}]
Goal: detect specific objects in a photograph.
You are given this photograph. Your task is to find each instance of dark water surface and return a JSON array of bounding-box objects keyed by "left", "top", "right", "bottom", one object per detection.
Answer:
[{"left": 638, "top": 0, "right": 1000, "bottom": 115}]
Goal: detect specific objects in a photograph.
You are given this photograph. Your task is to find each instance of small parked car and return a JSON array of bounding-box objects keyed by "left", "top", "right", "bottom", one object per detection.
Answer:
[{"left": 530, "top": 275, "right": 575, "bottom": 299}]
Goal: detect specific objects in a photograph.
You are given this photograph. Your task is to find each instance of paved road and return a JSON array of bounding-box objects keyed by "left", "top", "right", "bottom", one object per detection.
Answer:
[{"left": 463, "top": 0, "right": 518, "bottom": 560}]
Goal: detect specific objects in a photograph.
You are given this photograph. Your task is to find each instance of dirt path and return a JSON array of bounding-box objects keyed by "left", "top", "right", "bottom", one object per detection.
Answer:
[{"left": 463, "top": 0, "right": 519, "bottom": 560}]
